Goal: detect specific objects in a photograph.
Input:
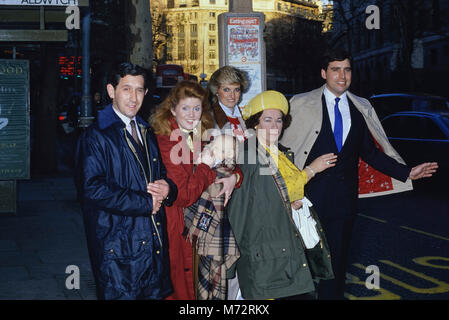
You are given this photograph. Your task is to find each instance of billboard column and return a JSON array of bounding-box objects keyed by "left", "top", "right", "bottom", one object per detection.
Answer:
[{"left": 218, "top": 0, "right": 266, "bottom": 106}]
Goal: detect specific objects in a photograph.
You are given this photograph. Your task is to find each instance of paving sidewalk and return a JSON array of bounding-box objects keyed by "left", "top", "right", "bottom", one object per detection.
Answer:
[{"left": 0, "top": 174, "right": 97, "bottom": 300}]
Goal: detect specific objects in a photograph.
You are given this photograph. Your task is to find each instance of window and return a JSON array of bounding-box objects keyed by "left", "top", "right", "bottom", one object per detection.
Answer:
[
  {"left": 209, "top": 24, "right": 216, "bottom": 31},
  {"left": 209, "top": 38, "right": 216, "bottom": 46},
  {"left": 178, "top": 39, "right": 185, "bottom": 60},
  {"left": 179, "top": 0, "right": 186, "bottom": 7},
  {"left": 167, "top": 0, "right": 174, "bottom": 9},
  {"left": 209, "top": 0, "right": 216, "bottom": 4},
  {"left": 190, "top": 24, "right": 198, "bottom": 37},
  {"left": 166, "top": 42, "right": 173, "bottom": 61},
  {"left": 209, "top": 12, "right": 216, "bottom": 18},
  {"left": 190, "top": 40, "right": 198, "bottom": 60},
  {"left": 382, "top": 116, "right": 446, "bottom": 140},
  {"left": 209, "top": 50, "right": 216, "bottom": 59}
]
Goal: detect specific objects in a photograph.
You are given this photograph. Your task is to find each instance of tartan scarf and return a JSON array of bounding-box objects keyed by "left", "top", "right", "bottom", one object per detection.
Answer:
[{"left": 183, "top": 165, "right": 240, "bottom": 300}]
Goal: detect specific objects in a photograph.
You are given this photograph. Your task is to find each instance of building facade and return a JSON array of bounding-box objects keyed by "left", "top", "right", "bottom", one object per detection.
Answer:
[{"left": 152, "top": 0, "right": 325, "bottom": 81}]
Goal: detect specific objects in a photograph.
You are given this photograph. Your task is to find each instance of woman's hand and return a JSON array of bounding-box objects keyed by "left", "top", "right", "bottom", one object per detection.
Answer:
[
  {"left": 291, "top": 199, "right": 303, "bottom": 210},
  {"left": 309, "top": 153, "right": 338, "bottom": 175},
  {"left": 216, "top": 174, "right": 237, "bottom": 206},
  {"left": 409, "top": 162, "right": 438, "bottom": 180}
]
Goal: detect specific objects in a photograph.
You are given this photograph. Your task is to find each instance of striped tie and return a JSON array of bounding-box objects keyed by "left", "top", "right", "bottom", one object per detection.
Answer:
[{"left": 130, "top": 120, "right": 143, "bottom": 150}]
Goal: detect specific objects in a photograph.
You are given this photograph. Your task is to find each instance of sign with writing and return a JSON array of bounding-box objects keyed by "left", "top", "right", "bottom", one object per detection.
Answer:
[
  {"left": 0, "top": 0, "right": 78, "bottom": 5},
  {"left": 59, "top": 55, "right": 82, "bottom": 78},
  {"left": 220, "top": 13, "right": 266, "bottom": 108},
  {"left": 0, "top": 59, "right": 30, "bottom": 180}
]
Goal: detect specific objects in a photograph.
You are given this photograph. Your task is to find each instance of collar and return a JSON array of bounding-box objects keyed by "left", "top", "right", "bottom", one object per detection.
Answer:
[
  {"left": 112, "top": 105, "right": 135, "bottom": 127},
  {"left": 323, "top": 86, "right": 348, "bottom": 106},
  {"left": 97, "top": 104, "right": 150, "bottom": 130},
  {"left": 218, "top": 101, "right": 241, "bottom": 118}
]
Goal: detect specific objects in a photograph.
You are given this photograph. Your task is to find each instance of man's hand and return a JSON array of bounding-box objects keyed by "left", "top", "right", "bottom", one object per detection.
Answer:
[
  {"left": 147, "top": 179, "right": 170, "bottom": 214},
  {"left": 409, "top": 162, "right": 438, "bottom": 180}
]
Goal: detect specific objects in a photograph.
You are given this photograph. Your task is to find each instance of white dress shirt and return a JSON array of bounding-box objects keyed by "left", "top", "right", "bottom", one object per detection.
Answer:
[
  {"left": 323, "top": 86, "right": 351, "bottom": 145},
  {"left": 112, "top": 106, "right": 143, "bottom": 144}
]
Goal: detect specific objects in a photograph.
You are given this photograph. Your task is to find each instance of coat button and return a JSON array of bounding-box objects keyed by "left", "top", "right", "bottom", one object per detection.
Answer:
[
  {"left": 304, "top": 151, "right": 308, "bottom": 155},
  {"left": 156, "top": 250, "right": 160, "bottom": 255},
  {"left": 109, "top": 249, "right": 114, "bottom": 254},
  {"left": 153, "top": 158, "right": 157, "bottom": 162},
  {"left": 315, "top": 130, "right": 319, "bottom": 134},
  {"left": 282, "top": 248, "right": 286, "bottom": 252},
  {"left": 156, "top": 222, "right": 160, "bottom": 226},
  {"left": 142, "top": 241, "right": 146, "bottom": 245},
  {"left": 303, "top": 263, "right": 307, "bottom": 267}
]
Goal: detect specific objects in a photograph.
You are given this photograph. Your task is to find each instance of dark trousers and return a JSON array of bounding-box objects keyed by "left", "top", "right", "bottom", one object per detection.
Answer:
[{"left": 317, "top": 216, "right": 356, "bottom": 300}]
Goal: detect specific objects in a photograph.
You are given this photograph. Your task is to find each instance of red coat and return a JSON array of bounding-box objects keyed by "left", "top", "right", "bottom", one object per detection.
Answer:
[{"left": 156, "top": 119, "right": 216, "bottom": 300}]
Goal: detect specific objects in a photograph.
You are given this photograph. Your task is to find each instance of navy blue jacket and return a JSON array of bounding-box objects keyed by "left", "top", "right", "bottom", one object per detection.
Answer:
[{"left": 76, "top": 104, "right": 177, "bottom": 300}]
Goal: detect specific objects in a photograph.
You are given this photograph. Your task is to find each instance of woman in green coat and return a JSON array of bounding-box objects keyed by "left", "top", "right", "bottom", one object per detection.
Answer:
[{"left": 227, "top": 90, "right": 336, "bottom": 300}]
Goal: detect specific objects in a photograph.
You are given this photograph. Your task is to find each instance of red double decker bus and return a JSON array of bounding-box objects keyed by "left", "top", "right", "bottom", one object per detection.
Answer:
[{"left": 156, "top": 64, "right": 185, "bottom": 88}]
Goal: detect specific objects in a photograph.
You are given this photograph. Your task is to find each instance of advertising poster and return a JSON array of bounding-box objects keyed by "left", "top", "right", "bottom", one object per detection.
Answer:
[{"left": 226, "top": 16, "right": 263, "bottom": 107}]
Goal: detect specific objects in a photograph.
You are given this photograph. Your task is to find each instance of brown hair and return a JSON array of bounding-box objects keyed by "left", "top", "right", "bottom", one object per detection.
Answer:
[
  {"left": 245, "top": 110, "right": 292, "bottom": 131},
  {"left": 150, "top": 81, "right": 214, "bottom": 136}
]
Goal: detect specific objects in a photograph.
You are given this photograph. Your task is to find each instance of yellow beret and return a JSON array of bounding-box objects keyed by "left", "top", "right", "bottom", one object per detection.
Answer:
[{"left": 242, "top": 90, "right": 289, "bottom": 120}]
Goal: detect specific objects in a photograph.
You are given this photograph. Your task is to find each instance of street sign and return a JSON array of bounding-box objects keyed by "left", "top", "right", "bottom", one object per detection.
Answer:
[{"left": 0, "top": 59, "right": 30, "bottom": 180}]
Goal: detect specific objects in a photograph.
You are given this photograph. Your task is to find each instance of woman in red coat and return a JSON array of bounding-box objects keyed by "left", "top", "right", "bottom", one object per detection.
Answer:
[{"left": 150, "top": 81, "right": 241, "bottom": 300}]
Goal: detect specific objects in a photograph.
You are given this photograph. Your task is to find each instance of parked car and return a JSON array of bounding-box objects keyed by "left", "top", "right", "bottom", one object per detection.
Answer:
[
  {"left": 381, "top": 111, "right": 449, "bottom": 183},
  {"left": 370, "top": 93, "right": 449, "bottom": 120}
]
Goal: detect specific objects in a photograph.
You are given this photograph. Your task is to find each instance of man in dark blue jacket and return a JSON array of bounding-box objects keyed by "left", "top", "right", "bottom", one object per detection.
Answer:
[{"left": 76, "top": 62, "right": 177, "bottom": 300}]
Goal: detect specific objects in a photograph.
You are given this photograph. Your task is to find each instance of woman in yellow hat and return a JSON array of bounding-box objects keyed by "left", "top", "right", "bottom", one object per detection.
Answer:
[{"left": 226, "top": 90, "right": 337, "bottom": 299}]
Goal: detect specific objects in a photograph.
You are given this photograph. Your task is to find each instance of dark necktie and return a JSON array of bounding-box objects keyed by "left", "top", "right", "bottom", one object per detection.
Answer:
[
  {"left": 130, "top": 120, "right": 143, "bottom": 150},
  {"left": 333, "top": 97, "right": 343, "bottom": 152}
]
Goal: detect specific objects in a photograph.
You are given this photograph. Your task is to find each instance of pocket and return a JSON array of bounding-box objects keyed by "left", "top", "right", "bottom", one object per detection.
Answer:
[
  {"left": 102, "top": 238, "right": 153, "bottom": 292},
  {"left": 249, "top": 242, "right": 294, "bottom": 289}
]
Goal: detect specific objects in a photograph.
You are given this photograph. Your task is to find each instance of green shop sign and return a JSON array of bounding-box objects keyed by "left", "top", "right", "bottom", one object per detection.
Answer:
[{"left": 0, "top": 59, "right": 30, "bottom": 180}]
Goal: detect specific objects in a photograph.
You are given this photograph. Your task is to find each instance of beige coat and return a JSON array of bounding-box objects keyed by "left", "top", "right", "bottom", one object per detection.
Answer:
[{"left": 281, "top": 85, "right": 413, "bottom": 198}]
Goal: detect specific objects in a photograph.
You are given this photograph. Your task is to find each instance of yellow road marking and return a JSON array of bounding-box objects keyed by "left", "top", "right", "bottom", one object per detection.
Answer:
[
  {"left": 358, "top": 213, "right": 387, "bottom": 224},
  {"left": 399, "top": 226, "right": 449, "bottom": 242},
  {"left": 353, "top": 261, "right": 449, "bottom": 294},
  {"left": 413, "top": 256, "right": 449, "bottom": 270}
]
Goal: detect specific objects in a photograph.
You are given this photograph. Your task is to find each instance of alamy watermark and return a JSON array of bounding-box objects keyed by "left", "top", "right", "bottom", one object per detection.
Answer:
[
  {"left": 65, "top": 265, "right": 80, "bottom": 290},
  {"left": 65, "top": 5, "right": 80, "bottom": 30},
  {"left": 365, "top": 265, "right": 380, "bottom": 290},
  {"left": 365, "top": 5, "right": 380, "bottom": 30}
]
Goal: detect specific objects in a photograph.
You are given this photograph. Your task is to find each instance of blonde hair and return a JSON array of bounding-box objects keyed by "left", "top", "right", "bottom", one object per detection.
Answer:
[
  {"left": 208, "top": 66, "right": 249, "bottom": 105},
  {"left": 150, "top": 81, "right": 214, "bottom": 136}
]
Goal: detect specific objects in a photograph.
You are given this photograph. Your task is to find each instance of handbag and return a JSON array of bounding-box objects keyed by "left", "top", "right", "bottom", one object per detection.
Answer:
[{"left": 292, "top": 197, "right": 334, "bottom": 280}]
